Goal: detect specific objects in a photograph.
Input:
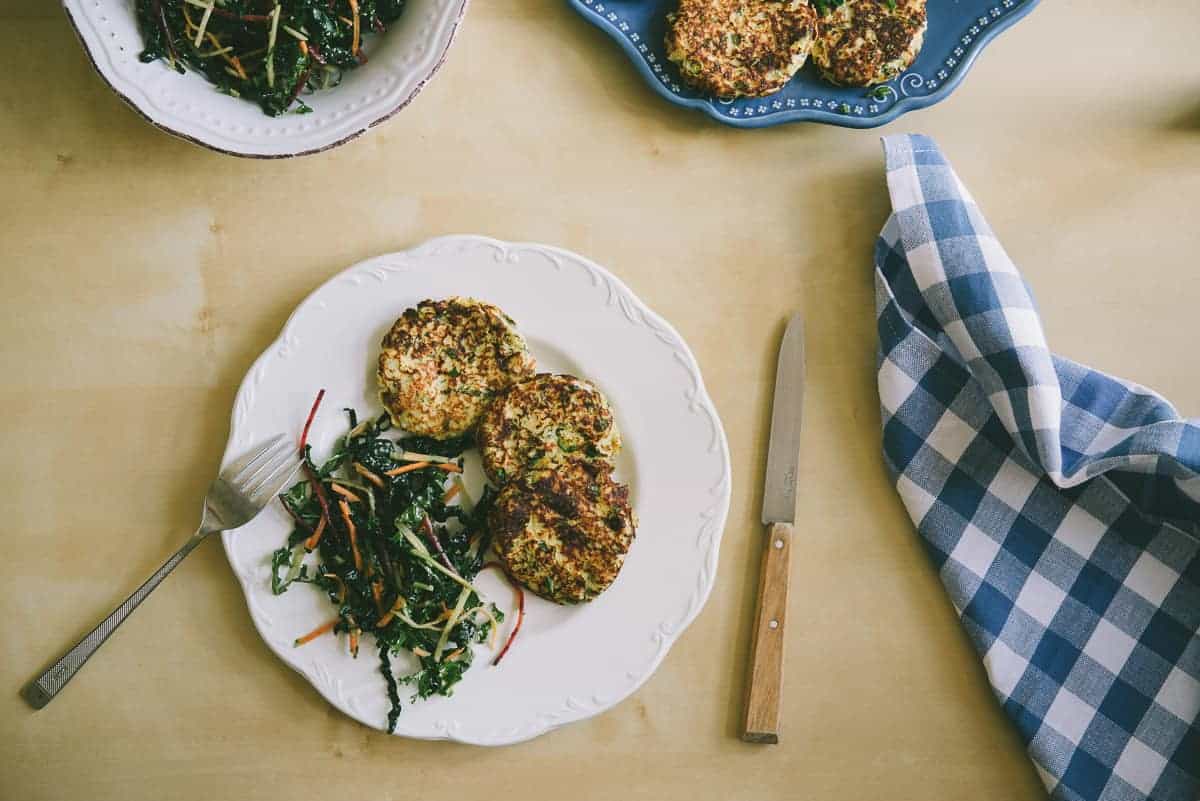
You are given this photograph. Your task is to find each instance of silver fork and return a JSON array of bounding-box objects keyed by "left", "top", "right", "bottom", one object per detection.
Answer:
[{"left": 21, "top": 434, "right": 301, "bottom": 709}]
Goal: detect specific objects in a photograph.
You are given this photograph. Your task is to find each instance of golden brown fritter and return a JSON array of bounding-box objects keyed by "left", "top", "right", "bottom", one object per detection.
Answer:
[
  {"left": 490, "top": 461, "right": 636, "bottom": 605},
  {"left": 665, "top": 0, "right": 818, "bottom": 98},
  {"left": 811, "top": 0, "right": 927, "bottom": 87},
  {"left": 477, "top": 373, "right": 622, "bottom": 486},
  {"left": 377, "top": 298, "right": 536, "bottom": 439}
]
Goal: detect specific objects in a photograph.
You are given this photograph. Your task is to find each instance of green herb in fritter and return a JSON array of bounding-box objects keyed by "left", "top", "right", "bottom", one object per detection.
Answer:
[{"left": 813, "top": 0, "right": 845, "bottom": 14}]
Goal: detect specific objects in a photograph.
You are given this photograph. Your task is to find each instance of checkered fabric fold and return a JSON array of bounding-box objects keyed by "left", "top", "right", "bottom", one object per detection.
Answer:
[{"left": 876, "top": 134, "right": 1199, "bottom": 801}]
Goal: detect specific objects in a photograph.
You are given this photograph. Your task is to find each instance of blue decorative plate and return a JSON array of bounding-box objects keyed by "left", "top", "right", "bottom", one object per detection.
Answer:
[{"left": 568, "top": 0, "right": 1040, "bottom": 128}]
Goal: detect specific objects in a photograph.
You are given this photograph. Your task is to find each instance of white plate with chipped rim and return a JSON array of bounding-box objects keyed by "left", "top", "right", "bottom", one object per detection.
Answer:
[
  {"left": 62, "top": 0, "right": 468, "bottom": 158},
  {"left": 220, "top": 235, "right": 731, "bottom": 744}
]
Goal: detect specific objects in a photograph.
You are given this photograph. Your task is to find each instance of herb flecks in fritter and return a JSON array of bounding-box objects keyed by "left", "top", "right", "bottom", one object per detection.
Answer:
[
  {"left": 490, "top": 461, "right": 636, "bottom": 605},
  {"left": 477, "top": 373, "right": 622, "bottom": 487},
  {"left": 378, "top": 298, "right": 536, "bottom": 440},
  {"left": 666, "top": 0, "right": 817, "bottom": 99},
  {"left": 811, "top": 0, "right": 927, "bottom": 87}
]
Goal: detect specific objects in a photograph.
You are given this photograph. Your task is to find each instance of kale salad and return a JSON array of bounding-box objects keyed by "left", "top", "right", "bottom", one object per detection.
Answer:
[
  {"left": 135, "top": 0, "right": 407, "bottom": 116},
  {"left": 273, "top": 391, "right": 522, "bottom": 733}
]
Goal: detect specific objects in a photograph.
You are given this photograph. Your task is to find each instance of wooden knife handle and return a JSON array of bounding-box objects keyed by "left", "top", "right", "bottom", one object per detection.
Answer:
[{"left": 741, "top": 521, "right": 793, "bottom": 744}]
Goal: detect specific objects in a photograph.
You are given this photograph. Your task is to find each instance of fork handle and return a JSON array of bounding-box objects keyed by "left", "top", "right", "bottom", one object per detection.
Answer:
[{"left": 21, "top": 531, "right": 207, "bottom": 709}]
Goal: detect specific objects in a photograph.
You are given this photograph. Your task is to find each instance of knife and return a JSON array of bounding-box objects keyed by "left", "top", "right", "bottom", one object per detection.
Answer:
[{"left": 742, "top": 312, "right": 806, "bottom": 744}]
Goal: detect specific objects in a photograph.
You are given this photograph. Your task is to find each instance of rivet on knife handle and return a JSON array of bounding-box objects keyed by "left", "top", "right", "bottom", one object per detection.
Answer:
[{"left": 742, "top": 522, "right": 793, "bottom": 743}]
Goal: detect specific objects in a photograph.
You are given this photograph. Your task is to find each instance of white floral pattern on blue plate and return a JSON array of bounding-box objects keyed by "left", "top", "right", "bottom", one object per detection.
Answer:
[{"left": 568, "top": 0, "right": 1039, "bottom": 129}]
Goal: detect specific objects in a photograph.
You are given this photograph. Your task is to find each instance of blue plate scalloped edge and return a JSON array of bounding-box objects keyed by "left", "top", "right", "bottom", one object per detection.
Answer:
[{"left": 568, "top": 0, "right": 1041, "bottom": 129}]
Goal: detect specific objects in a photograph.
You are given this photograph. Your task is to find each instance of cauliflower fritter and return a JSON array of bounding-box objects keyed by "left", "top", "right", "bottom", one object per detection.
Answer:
[
  {"left": 490, "top": 461, "right": 636, "bottom": 605},
  {"left": 377, "top": 298, "right": 536, "bottom": 439},
  {"left": 477, "top": 373, "right": 622, "bottom": 486},
  {"left": 811, "top": 0, "right": 927, "bottom": 87},
  {"left": 666, "top": 0, "right": 818, "bottom": 98}
]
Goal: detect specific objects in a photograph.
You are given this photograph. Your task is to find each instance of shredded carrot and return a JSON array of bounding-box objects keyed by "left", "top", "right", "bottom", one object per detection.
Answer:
[
  {"left": 441, "top": 483, "right": 461, "bottom": 504},
  {"left": 445, "top": 648, "right": 464, "bottom": 662},
  {"left": 298, "top": 39, "right": 309, "bottom": 57},
  {"left": 298, "top": 388, "right": 325, "bottom": 454},
  {"left": 294, "top": 619, "right": 336, "bottom": 646},
  {"left": 376, "top": 596, "right": 406, "bottom": 628},
  {"left": 412, "top": 646, "right": 431, "bottom": 657},
  {"left": 229, "top": 54, "right": 248, "bottom": 80},
  {"left": 303, "top": 516, "right": 327, "bottom": 550},
  {"left": 384, "top": 461, "right": 462, "bottom": 476},
  {"left": 347, "top": 0, "right": 360, "bottom": 56},
  {"left": 384, "top": 461, "right": 430, "bottom": 476},
  {"left": 202, "top": 31, "right": 242, "bottom": 74},
  {"left": 340, "top": 499, "right": 362, "bottom": 572},
  {"left": 371, "top": 579, "right": 384, "bottom": 616},
  {"left": 330, "top": 482, "right": 360, "bottom": 502},
  {"left": 349, "top": 628, "right": 360, "bottom": 658},
  {"left": 353, "top": 462, "right": 385, "bottom": 488},
  {"left": 323, "top": 572, "right": 346, "bottom": 604}
]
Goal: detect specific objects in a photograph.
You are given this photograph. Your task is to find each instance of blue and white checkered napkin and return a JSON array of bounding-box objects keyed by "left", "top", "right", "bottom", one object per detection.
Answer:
[{"left": 875, "top": 134, "right": 1199, "bottom": 801}]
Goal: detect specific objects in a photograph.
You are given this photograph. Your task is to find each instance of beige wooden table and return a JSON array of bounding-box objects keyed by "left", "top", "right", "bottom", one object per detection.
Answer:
[{"left": 3, "top": 1, "right": 1198, "bottom": 798}]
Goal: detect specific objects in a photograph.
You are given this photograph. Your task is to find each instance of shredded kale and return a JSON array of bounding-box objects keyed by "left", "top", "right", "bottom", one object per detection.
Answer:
[
  {"left": 397, "top": 432, "right": 475, "bottom": 459},
  {"left": 269, "top": 546, "right": 294, "bottom": 593},
  {"left": 379, "top": 642, "right": 402, "bottom": 733},
  {"left": 135, "top": 0, "right": 407, "bottom": 117},
  {"left": 274, "top": 407, "right": 502, "bottom": 732}
]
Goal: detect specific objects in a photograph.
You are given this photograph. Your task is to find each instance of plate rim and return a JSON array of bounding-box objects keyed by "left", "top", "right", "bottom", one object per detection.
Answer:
[
  {"left": 567, "top": 0, "right": 1041, "bottom": 130},
  {"left": 218, "top": 234, "right": 733, "bottom": 744},
  {"left": 60, "top": 0, "right": 470, "bottom": 159}
]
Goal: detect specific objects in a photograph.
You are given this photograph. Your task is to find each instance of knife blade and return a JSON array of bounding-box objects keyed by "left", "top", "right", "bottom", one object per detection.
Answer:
[
  {"left": 742, "top": 312, "right": 805, "bottom": 744},
  {"left": 761, "top": 313, "right": 806, "bottom": 525}
]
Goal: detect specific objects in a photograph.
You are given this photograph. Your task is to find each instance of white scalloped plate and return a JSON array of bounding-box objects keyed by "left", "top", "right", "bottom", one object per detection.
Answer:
[
  {"left": 220, "top": 235, "right": 731, "bottom": 744},
  {"left": 62, "top": 0, "right": 467, "bottom": 158}
]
